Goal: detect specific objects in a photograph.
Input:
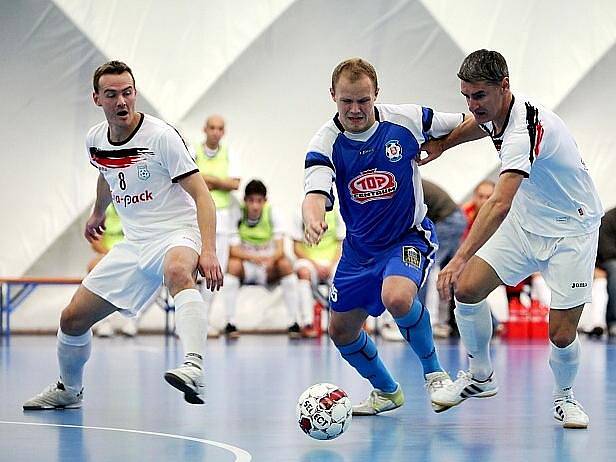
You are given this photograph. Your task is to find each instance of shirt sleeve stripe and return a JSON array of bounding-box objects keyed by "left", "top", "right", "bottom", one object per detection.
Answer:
[
  {"left": 305, "top": 151, "right": 335, "bottom": 171},
  {"left": 500, "top": 168, "right": 529, "bottom": 178},
  {"left": 421, "top": 107, "right": 434, "bottom": 139},
  {"left": 172, "top": 168, "right": 199, "bottom": 183}
]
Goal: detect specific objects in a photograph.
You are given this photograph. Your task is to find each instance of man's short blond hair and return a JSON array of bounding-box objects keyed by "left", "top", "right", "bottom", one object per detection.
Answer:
[{"left": 331, "top": 58, "right": 378, "bottom": 92}]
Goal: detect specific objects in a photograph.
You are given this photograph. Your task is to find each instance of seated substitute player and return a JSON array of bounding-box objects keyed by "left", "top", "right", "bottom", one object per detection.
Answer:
[
  {"left": 194, "top": 114, "right": 241, "bottom": 337},
  {"left": 223, "top": 180, "right": 302, "bottom": 338},
  {"left": 23, "top": 60, "right": 223, "bottom": 409},
  {"left": 422, "top": 50, "right": 603, "bottom": 429},
  {"left": 303, "top": 58, "right": 464, "bottom": 415},
  {"left": 292, "top": 209, "right": 345, "bottom": 337}
]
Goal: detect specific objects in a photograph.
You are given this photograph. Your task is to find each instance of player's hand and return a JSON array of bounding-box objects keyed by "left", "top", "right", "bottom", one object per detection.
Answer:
[
  {"left": 199, "top": 251, "right": 224, "bottom": 292},
  {"left": 437, "top": 256, "right": 467, "bottom": 302},
  {"left": 417, "top": 139, "right": 445, "bottom": 166},
  {"left": 84, "top": 211, "right": 106, "bottom": 242},
  {"left": 304, "top": 220, "right": 328, "bottom": 246}
]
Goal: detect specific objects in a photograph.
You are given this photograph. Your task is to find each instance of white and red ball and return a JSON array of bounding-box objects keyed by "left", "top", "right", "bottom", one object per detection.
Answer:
[{"left": 296, "top": 383, "right": 352, "bottom": 440}]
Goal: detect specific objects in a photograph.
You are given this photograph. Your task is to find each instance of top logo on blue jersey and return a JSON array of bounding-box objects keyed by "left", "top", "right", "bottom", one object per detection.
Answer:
[{"left": 385, "top": 140, "right": 402, "bottom": 162}]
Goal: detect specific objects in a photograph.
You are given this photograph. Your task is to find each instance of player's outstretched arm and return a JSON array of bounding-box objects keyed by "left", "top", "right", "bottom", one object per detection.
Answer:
[
  {"left": 179, "top": 172, "right": 223, "bottom": 291},
  {"left": 302, "top": 193, "right": 328, "bottom": 245},
  {"left": 418, "top": 114, "right": 487, "bottom": 166},
  {"left": 85, "top": 173, "right": 112, "bottom": 242},
  {"left": 437, "top": 171, "right": 523, "bottom": 300}
]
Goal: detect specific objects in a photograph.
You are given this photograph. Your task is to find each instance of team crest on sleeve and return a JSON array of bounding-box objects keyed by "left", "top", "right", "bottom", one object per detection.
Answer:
[
  {"left": 402, "top": 246, "right": 421, "bottom": 268},
  {"left": 137, "top": 164, "right": 151, "bottom": 181},
  {"left": 385, "top": 140, "right": 402, "bottom": 162},
  {"left": 348, "top": 169, "right": 397, "bottom": 203}
]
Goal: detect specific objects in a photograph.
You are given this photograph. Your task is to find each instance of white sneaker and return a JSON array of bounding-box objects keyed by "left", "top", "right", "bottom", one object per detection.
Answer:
[
  {"left": 425, "top": 371, "right": 454, "bottom": 413},
  {"left": 120, "top": 319, "right": 138, "bottom": 337},
  {"left": 553, "top": 396, "right": 589, "bottom": 429},
  {"left": 23, "top": 382, "right": 83, "bottom": 410},
  {"left": 431, "top": 370, "right": 498, "bottom": 408},
  {"left": 164, "top": 362, "right": 205, "bottom": 404},
  {"left": 95, "top": 321, "right": 114, "bottom": 338},
  {"left": 352, "top": 383, "right": 405, "bottom": 416}
]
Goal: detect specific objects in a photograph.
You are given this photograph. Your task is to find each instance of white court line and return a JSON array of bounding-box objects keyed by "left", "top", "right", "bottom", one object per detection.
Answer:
[{"left": 0, "top": 421, "right": 252, "bottom": 461}]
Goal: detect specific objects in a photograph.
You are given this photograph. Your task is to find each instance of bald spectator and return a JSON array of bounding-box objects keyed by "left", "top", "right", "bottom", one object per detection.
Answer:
[{"left": 194, "top": 115, "right": 241, "bottom": 337}]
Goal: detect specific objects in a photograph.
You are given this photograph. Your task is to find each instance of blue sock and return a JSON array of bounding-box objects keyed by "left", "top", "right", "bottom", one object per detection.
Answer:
[
  {"left": 337, "top": 330, "right": 397, "bottom": 393},
  {"left": 394, "top": 299, "right": 442, "bottom": 376}
]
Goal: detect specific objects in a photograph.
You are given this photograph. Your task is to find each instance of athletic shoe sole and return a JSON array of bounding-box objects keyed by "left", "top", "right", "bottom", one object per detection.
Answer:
[
  {"left": 164, "top": 372, "right": 204, "bottom": 405},
  {"left": 23, "top": 403, "right": 82, "bottom": 411}
]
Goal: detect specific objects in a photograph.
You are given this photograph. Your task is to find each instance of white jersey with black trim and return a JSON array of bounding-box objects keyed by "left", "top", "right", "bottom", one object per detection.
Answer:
[
  {"left": 87, "top": 113, "right": 200, "bottom": 242},
  {"left": 480, "top": 94, "right": 603, "bottom": 237}
]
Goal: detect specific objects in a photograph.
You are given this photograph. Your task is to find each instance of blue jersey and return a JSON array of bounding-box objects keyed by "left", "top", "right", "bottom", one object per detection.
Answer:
[{"left": 304, "top": 104, "right": 462, "bottom": 258}]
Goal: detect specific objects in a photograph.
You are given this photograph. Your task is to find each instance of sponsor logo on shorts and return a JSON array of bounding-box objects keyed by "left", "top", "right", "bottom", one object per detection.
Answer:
[
  {"left": 571, "top": 282, "right": 588, "bottom": 289},
  {"left": 402, "top": 246, "right": 421, "bottom": 268},
  {"left": 114, "top": 190, "right": 154, "bottom": 208},
  {"left": 385, "top": 140, "right": 402, "bottom": 162},
  {"left": 348, "top": 169, "right": 397, "bottom": 204}
]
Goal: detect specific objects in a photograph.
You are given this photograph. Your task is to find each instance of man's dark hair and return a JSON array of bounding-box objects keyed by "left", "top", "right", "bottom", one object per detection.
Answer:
[
  {"left": 93, "top": 60, "right": 136, "bottom": 93},
  {"left": 457, "top": 49, "right": 509, "bottom": 84},
  {"left": 244, "top": 179, "right": 267, "bottom": 198}
]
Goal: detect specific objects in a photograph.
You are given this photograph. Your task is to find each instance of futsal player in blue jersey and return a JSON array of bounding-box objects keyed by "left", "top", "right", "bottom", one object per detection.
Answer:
[{"left": 302, "top": 58, "right": 463, "bottom": 415}]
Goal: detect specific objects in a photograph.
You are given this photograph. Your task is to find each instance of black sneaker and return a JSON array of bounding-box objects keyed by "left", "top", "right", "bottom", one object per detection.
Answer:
[
  {"left": 288, "top": 322, "right": 301, "bottom": 339},
  {"left": 224, "top": 323, "right": 239, "bottom": 339}
]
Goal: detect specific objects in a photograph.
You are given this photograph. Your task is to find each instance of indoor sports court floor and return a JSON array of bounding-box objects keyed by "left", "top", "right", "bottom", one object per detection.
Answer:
[{"left": 1, "top": 334, "right": 615, "bottom": 462}]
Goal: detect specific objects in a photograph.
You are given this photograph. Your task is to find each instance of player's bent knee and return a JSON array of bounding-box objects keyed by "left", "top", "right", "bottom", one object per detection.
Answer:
[
  {"left": 328, "top": 323, "right": 357, "bottom": 346},
  {"left": 549, "top": 330, "right": 577, "bottom": 348},
  {"left": 382, "top": 292, "right": 412, "bottom": 316},
  {"left": 277, "top": 258, "right": 293, "bottom": 274},
  {"left": 297, "top": 268, "right": 311, "bottom": 280},
  {"left": 453, "top": 282, "right": 485, "bottom": 304},
  {"left": 227, "top": 258, "right": 243, "bottom": 276},
  {"left": 164, "top": 262, "right": 195, "bottom": 292},
  {"left": 59, "top": 308, "right": 91, "bottom": 336}
]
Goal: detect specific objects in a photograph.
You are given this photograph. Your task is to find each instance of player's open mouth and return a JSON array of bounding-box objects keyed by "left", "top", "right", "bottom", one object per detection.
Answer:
[{"left": 117, "top": 110, "right": 129, "bottom": 116}]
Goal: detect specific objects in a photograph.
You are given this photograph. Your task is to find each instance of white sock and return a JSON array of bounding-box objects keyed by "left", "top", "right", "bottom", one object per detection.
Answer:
[
  {"left": 57, "top": 328, "right": 92, "bottom": 394},
  {"left": 454, "top": 298, "right": 493, "bottom": 380},
  {"left": 223, "top": 274, "right": 240, "bottom": 325},
  {"left": 281, "top": 274, "right": 300, "bottom": 325},
  {"left": 549, "top": 335, "right": 580, "bottom": 398},
  {"left": 199, "top": 282, "right": 215, "bottom": 312},
  {"left": 298, "top": 279, "right": 314, "bottom": 326},
  {"left": 174, "top": 288, "right": 207, "bottom": 369}
]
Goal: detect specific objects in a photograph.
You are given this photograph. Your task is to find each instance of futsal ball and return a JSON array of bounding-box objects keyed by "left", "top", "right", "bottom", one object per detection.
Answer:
[{"left": 296, "top": 383, "right": 352, "bottom": 440}]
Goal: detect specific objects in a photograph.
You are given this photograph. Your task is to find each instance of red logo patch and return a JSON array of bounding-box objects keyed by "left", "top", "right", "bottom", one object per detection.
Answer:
[{"left": 348, "top": 169, "right": 397, "bottom": 203}]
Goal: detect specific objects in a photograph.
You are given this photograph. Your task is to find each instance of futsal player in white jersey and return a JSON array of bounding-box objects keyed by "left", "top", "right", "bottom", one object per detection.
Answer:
[
  {"left": 23, "top": 61, "right": 223, "bottom": 409},
  {"left": 421, "top": 50, "right": 603, "bottom": 428}
]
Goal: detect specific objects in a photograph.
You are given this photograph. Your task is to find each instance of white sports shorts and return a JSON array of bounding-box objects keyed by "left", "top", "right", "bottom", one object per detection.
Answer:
[
  {"left": 242, "top": 261, "right": 268, "bottom": 286},
  {"left": 293, "top": 258, "right": 337, "bottom": 286},
  {"left": 476, "top": 213, "right": 598, "bottom": 309},
  {"left": 83, "top": 228, "right": 201, "bottom": 316}
]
